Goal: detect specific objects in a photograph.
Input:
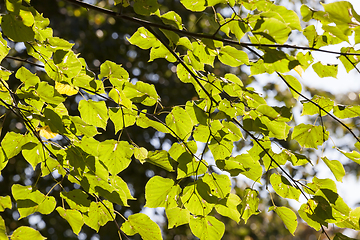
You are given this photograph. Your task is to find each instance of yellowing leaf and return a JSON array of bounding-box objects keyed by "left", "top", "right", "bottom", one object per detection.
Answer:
[
  {"left": 37, "top": 125, "right": 58, "bottom": 139},
  {"left": 293, "top": 65, "right": 304, "bottom": 77},
  {"left": 55, "top": 82, "right": 78, "bottom": 95}
]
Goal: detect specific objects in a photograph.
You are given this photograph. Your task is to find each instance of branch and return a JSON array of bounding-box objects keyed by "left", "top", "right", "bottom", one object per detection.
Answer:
[
  {"left": 64, "top": 0, "right": 360, "bottom": 57},
  {"left": 5, "top": 56, "right": 44, "bottom": 68},
  {"left": 244, "top": 45, "right": 360, "bottom": 144}
]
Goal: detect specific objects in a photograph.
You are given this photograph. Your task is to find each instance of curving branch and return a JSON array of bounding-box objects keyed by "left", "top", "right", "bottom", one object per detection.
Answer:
[{"left": 64, "top": 0, "right": 360, "bottom": 57}]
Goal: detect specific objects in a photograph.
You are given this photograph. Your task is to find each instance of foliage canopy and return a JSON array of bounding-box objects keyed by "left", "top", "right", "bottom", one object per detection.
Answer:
[{"left": 1, "top": 0, "right": 360, "bottom": 239}]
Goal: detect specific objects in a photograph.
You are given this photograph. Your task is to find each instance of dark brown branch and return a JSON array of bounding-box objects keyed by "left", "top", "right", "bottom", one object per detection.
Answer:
[
  {"left": 5, "top": 56, "right": 44, "bottom": 68},
  {"left": 64, "top": 0, "right": 360, "bottom": 57}
]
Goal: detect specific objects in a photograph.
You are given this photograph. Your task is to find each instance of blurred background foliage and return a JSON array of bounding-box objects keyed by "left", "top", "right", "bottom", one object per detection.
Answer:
[{"left": 0, "top": 0, "right": 359, "bottom": 239}]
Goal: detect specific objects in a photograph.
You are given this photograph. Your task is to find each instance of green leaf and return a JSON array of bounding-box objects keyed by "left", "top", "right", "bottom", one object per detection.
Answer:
[
  {"left": 229, "top": 19, "right": 248, "bottom": 41},
  {"left": 136, "top": 110, "right": 169, "bottom": 133},
  {"left": 0, "top": 216, "right": 7, "bottom": 239},
  {"left": 252, "top": 17, "right": 291, "bottom": 44},
  {"left": 181, "top": 182, "right": 214, "bottom": 216},
  {"left": 0, "top": 32, "right": 10, "bottom": 62},
  {"left": 322, "top": 1, "right": 355, "bottom": 25},
  {"left": 161, "top": 11, "right": 183, "bottom": 29},
  {"left": 97, "top": 140, "right": 134, "bottom": 175},
  {"left": 333, "top": 105, "right": 360, "bottom": 119},
  {"left": 189, "top": 215, "right": 225, "bottom": 240},
  {"left": 78, "top": 99, "right": 108, "bottom": 129},
  {"left": 304, "top": 177, "right": 337, "bottom": 195},
  {"left": 185, "top": 101, "right": 208, "bottom": 125},
  {"left": 202, "top": 173, "right": 231, "bottom": 199},
  {"left": 60, "top": 189, "right": 91, "bottom": 213},
  {"left": 217, "top": 154, "right": 262, "bottom": 183},
  {"left": 218, "top": 46, "right": 249, "bottom": 67},
  {"left": 0, "top": 196, "right": 12, "bottom": 211},
  {"left": 302, "top": 95, "right": 334, "bottom": 116},
  {"left": 176, "top": 62, "right": 196, "bottom": 83},
  {"left": 98, "top": 60, "right": 129, "bottom": 81},
  {"left": 215, "top": 193, "right": 241, "bottom": 223},
  {"left": 270, "top": 173, "right": 301, "bottom": 201},
  {"left": 22, "top": 142, "right": 45, "bottom": 170},
  {"left": 180, "top": 0, "right": 206, "bottom": 11},
  {"left": 49, "top": 50, "right": 82, "bottom": 81},
  {"left": 267, "top": 5, "right": 302, "bottom": 31},
  {"left": 56, "top": 207, "right": 84, "bottom": 235},
  {"left": 312, "top": 62, "right": 338, "bottom": 78},
  {"left": 1, "top": 132, "right": 34, "bottom": 159},
  {"left": 145, "top": 150, "right": 174, "bottom": 172},
  {"left": 11, "top": 226, "right": 46, "bottom": 240},
  {"left": 166, "top": 207, "right": 190, "bottom": 228},
  {"left": 292, "top": 123, "right": 329, "bottom": 149},
  {"left": 34, "top": 82, "right": 66, "bottom": 105},
  {"left": 123, "top": 81, "right": 159, "bottom": 106},
  {"left": 322, "top": 25, "right": 349, "bottom": 43},
  {"left": 298, "top": 201, "right": 321, "bottom": 231},
  {"left": 12, "top": 184, "right": 56, "bottom": 219},
  {"left": 145, "top": 176, "right": 180, "bottom": 208},
  {"left": 73, "top": 74, "right": 104, "bottom": 93},
  {"left": 322, "top": 157, "right": 345, "bottom": 182},
  {"left": 69, "top": 116, "right": 99, "bottom": 137},
  {"left": 192, "top": 42, "right": 215, "bottom": 67},
  {"left": 134, "top": 146, "right": 148, "bottom": 163},
  {"left": 0, "top": 147, "right": 8, "bottom": 174},
  {"left": 121, "top": 213, "right": 162, "bottom": 240},
  {"left": 168, "top": 141, "right": 206, "bottom": 179},
  {"left": 110, "top": 175, "right": 136, "bottom": 201},
  {"left": 150, "top": 44, "right": 177, "bottom": 62},
  {"left": 269, "top": 206, "right": 298, "bottom": 235},
  {"left": 338, "top": 149, "right": 360, "bottom": 165},
  {"left": 300, "top": 5, "right": 313, "bottom": 22},
  {"left": 166, "top": 106, "right": 193, "bottom": 140},
  {"left": 2, "top": 13, "right": 34, "bottom": 42},
  {"left": 238, "top": 188, "right": 260, "bottom": 223},
  {"left": 128, "top": 27, "right": 159, "bottom": 50},
  {"left": 283, "top": 75, "right": 302, "bottom": 100},
  {"left": 133, "top": 0, "right": 159, "bottom": 16},
  {"left": 83, "top": 201, "right": 115, "bottom": 232}
]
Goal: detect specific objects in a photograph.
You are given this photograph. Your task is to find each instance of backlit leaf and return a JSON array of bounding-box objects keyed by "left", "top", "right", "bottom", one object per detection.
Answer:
[
  {"left": 189, "top": 215, "right": 225, "bottom": 240},
  {"left": 78, "top": 99, "right": 108, "bottom": 129},
  {"left": 269, "top": 206, "right": 298, "bottom": 235},
  {"left": 0, "top": 196, "right": 12, "bottom": 211},
  {"left": 12, "top": 184, "right": 56, "bottom": 219},
  {"left": 322, "top": 157, "right": 345, "bottom": 182},
  {"left": 11, "top": 226, "right": 45, "bottom": 240},
  {"left": 292, "top": 124, "right": 329, "bottom": 149},
  {"left": 166, "top": 207, "right": 190, "bottom": 229},
  {"left": 56, "top": 207, "right": 84, "bottom": 235},
  {"left": 121, "top": 213, "right": 162, "bottom": 240},
  {"left": 270, "top": 173, "right": 301, "bottom": 201}
]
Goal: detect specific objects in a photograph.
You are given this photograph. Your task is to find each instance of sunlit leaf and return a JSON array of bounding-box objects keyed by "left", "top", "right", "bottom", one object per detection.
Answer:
[
  {"left": 78, "top": 99, "right": 108, "bottom": 129},
  {"left": 322, "top": 157, "right": 345, "bottom": 182},
  {"left": 0, "top": 196, "right": 12, "bottom": 212},
  {"left": 56, "top": 207, "right": 84, "bottom": 235},
  {"left": 238, "top": 188, "right": 260, "bottom": 223},
  {"left": 12, "top": 184, "right": 56, "bottom": 219},
  {"left": 189, "top": 215, "right": 225, "bottom": 240},
  {"left": 270, "top": 173, "right": 301, "bottom": 201},
  {"left": 145, "top": 176, "right": 180, "bottom": 208},
  {"left": 11, "top": 226, "right": 46, "bottom": 240},
  {"left": 292, "top": 123, "right": 329, "bottom": 149},
  {"left": 166, "top": 207, "right": 190, "bottom": 229},
  {"left": 121, "top": 213, "right": 162, "bottom": 240},
  {"left": 269, "top": 206, "right": 298, "bottom": 235}
]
